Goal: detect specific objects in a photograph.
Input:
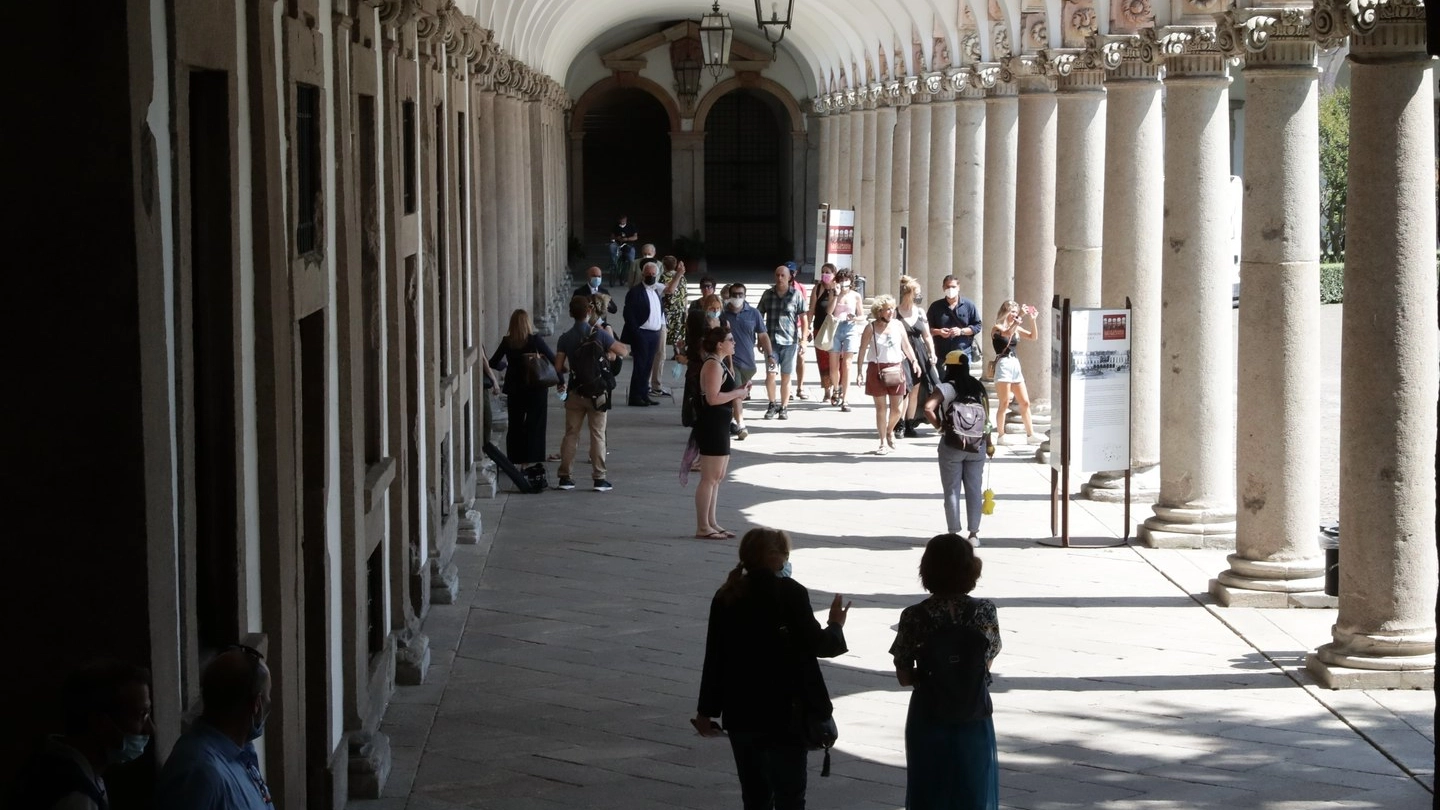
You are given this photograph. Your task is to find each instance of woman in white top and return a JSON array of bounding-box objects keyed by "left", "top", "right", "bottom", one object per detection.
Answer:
[
  {"left": 857, "top": 295, "right": 921, "bottom": 455},
  {"left": 896, "top": 276, "right": 938, "bottom": 439},
  {"left": 827, "top": 269, "right": 865, "bottom": 411},
  {"left": 991, "top": 300, "right": 1040, "bottom": 442}
]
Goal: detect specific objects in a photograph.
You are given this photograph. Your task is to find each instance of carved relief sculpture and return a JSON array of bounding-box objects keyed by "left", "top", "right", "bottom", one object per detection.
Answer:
[
  {"left": 993, "top": 21, "right": 1014, "bottom": 57},
  {"left": 1063, "top": 0, "right": 1100, "bottom": 46},
  {"left": 989, "top": 0, "right": 1006, "bottom": 22},
  {"left": 1021, "top": 11, "right": 1050, "bottom": 51},
  {"left": 878, "top": 42, "right": 890, "bottom": 80},
  {"left": 1111, "top": 0, "right": 1154, "bottom": 33}
]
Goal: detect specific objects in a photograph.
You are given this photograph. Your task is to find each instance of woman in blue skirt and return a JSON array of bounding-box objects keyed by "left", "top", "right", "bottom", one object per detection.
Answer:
[{"left": 890, "top": 533, "right": 1001, "bottom": 810}]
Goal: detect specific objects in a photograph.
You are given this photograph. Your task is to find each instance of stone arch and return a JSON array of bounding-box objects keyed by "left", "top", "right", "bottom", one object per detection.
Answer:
[
  {"left": 693, "top": 76, "right": 805, "bottom": 134},
  {"left": 569, "top": 74, "right": 682, "bottom": 135}
]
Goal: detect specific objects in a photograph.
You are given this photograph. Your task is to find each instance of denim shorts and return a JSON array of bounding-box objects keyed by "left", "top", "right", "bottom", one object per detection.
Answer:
[{"left": 770, "top": 342, "right": 799, "bottom": 375}]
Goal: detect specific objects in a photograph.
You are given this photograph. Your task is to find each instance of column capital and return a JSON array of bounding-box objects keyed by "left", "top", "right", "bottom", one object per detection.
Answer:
[
  {"left": 1314, "top": 0, "right": 1430, "bottom": 58},
  {"left": 971, "top": 62, "right": 1018, "bottom": 97},
  {"left": 1005, "top": 53, "right": 1057, "bottom": 93},
  {"left": 1216, "top": 7, "right": 1320, "bottom": 66},
  {"left": 1047, "top": 40, "right": 1110, "bottom": 92},
  {"left": 949, "top": 68, "right": 989, "bottom": 100},
  {"left": 1140, "top": 25, "right": 1231, "bottom": 77},
  {"left": 1102, "top": 34, "right": 1163, "bottom": 81}
]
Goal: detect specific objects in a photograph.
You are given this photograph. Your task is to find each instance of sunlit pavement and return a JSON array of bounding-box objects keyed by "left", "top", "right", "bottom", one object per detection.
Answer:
[{"left": 349, "top": 303, "right": 1431, "bottom": 810}]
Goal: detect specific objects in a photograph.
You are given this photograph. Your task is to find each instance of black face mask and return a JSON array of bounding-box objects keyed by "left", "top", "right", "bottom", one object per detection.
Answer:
[{"left": 644, "top": 275, "right": 657, "bottom": 286}]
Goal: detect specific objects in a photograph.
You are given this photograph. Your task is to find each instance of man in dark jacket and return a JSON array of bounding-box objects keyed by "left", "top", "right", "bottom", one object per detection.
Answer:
[{"left": 574, "top": 265, "right": 617, "bottom": 314}]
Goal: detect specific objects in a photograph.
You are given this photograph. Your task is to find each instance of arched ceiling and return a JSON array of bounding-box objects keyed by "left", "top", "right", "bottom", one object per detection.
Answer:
[{"left": 464, "top": 0, "right": 988, "bottom": 91}]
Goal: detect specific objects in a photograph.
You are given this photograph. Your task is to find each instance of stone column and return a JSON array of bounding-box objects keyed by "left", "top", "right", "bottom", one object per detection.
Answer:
[
  {"left": 849, "top": 104, "right": 866, "bottom": 213},
  {"left": 1010, "top": 58, "right": 1056, "bottom": 438},
  {"left": 873, "top": 103, "right": 897, "bottom": 287},
  {"left": 1307, "top": 0, "right": 1437, "bottom": 688},
  {"left": 952, "top": 73, "right": 986, "bottom": 317},
  {"left": 1212, "top": 9, "right": 1326, "bottom": 605},
  {"left": 835, "top": 112, "right": 853, "bottom": 210},
  {"left": 1138, "top": 27, "right": 1237, "bottom": 548},
  {"left": 1049, "top": 49, "right": 1106, "bottom": 309},
  {"left": 981, "top": 66, "right": 1018, "bottom": 364},
  {"left": 905, "top": 82, "right": 934, "bottom": 288},
  {"left": 926, "top": 83, "right": 957, "bottom": 285},
  {"left": 671, "top": 132, "right": 705, "bottom": 241},
  {"left": 1082, "top": 38, "right": 1164, "bottom": 503},
  {"left": 476, "top": 88, "right": 501, "bottom": 340},
  {"left": 816, "top": 112, "right": 835, "bottom": 208},
  {"left": 859, "top": 103, "right": 878, "bottom": 278},
  {"left": 889, "top": 94, "right": 912, "bottom": 294},
  {"left": 493, "top": 93, "right": 521, "bottom": 322}
]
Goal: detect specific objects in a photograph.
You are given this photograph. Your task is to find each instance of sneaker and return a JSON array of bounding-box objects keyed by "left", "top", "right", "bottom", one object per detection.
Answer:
[
  {"left": 556, "top": 476, "right": 576, "bottom": 490},
  {"left": 764, "top": 401, "right": 778, "bottom": 420},
  {"left": 903, "top": 424, "right": 919, "bottom": 438},
  {"left": 777, "top": 407, "right": 789, "bottom": 420},
  {"left": 967, "top": 532, "right": 980, "bottom": 547},
  {"left": 593, "top": 479, "right": 614, "bottom": 492},
  {"left": 735, "top": 427, "right": 749, "bottom": 440},
  {"left": 729, "top": 420, "right": 741, "bottom": 436}
]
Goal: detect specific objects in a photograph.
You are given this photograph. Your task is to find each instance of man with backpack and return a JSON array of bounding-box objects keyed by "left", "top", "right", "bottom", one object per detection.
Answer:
[
  {"left": 923, "top": 350, "right": 991, "bottom": 545},
  {"left": 555, "top": 295, "right": 630, "bottom": 492}
]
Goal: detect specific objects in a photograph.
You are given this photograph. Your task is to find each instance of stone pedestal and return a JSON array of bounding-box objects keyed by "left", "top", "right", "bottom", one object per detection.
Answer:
[
  {"left": 1084, "top": 38, "right": 1163, "bottom": 504},
  {"left": 346, "top": 731, "right": 393, "bottom": 799},
  {"left": 456, "top": 507, "right": 483, "bottom": 543},
  {"left": 1307, "top": 0, "right": 1437, "bottom": 688},
  {"left": 1214, "top": 9, "right": 1327, "bottom": 605},
  {"left": 1011, "top": 62, "right": 1055, "bottom": 415},
  {"left": 1138, "top": 30, "right": 1237, "bottom": 549},
  {"left": 394, "top": 625, "right": 431, "bottom": 685},
  {"left": 428, "top": 557, "right": 459, "bottom": 604}
]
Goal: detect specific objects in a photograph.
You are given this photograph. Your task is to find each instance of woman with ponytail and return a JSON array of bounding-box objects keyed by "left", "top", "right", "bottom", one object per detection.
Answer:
[{"left": 694, "top": 528, "right": 852, "bottom": 807}]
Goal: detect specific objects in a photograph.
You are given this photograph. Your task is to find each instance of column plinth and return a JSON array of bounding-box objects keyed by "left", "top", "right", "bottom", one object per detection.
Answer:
[
  {"left": 1306, "top": 0, "right": 1437, "bottom": 689},
  {"left": 1138, "top": 30, "right": 1237, "bottom": 549}
]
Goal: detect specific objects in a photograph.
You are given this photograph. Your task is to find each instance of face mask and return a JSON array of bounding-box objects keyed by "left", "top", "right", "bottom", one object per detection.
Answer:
[
  {"left": 644, "top": 276, "right": 657, "bottom": 287},
  {"left": 706, "top": 310, "right": 721, "bottom": 321},
  {"left": 840, "top": 282, "right": 851, "bottom": 290},
  {"left": 915, "top": 294, "right": 925, "bottom": 305},
  {"left": 820, "top": 273, "right": 834, "bottom": 284},
  {"left": 588, "top": 277, "right": 601, "bottom": 290},
  {"left": 249, "top": 701, "right": 271, "bottom": 742},
  {"left": 728, "top": 297, "right": 745, "bottom": 309},
  {"left": 778, "top": 560, "right": 793, "bottom": 579},
  {"left": 945, "top": 288, "right": 959, "bottom": 300},
  {"left": 108, "top": 734, "right": 149, "bottom": 765}
]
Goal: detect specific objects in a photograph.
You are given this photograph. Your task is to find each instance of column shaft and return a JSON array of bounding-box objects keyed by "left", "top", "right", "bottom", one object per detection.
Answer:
[
  {"left": 1216, "top": 20, "right": 1326, "bottom": 604},
  {"left": 835, "top": 114, "right": 853, "bottom": 210},
  {"left": 873, "top": 106, "right": 897, "bottom": 287},
  {"left": 926, "top": 98, "right": 956, "bottom": 285},
  {"left": 1012, "top": 77, "right": 1053, "bottom": 419},
  {"left": 859, "top": 108, "right": 878, "bottom": 279},
  {"left": 819, "top": 115, "right": 836, "bottom": 208},
  {"left": 953, "top": 94, "right": 986, "bottom": 316},
  {"left": 1082, "top": 53, "right": 1163, "bottom": 502},
  {"left": 890, "top": 105, "right": 912, "bottom": 293},
  {"left": 1051, "top": 67, "right": 1105, "bottom": 309},
  {"left": 907, "top": 101, "right": 932, "bottom": 287},
  {"left": 1308, "top": 3, "right": 1437, "bottom": 687},
  {"left": 1139, "top": 45, "right": 1237, "bottom": 548},
  {"left": 849, "top": 109, "right": 865, "bottom": 212}
]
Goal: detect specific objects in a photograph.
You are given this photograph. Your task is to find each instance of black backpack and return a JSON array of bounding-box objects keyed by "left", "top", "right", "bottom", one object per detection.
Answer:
[
  {"left": 911, "top": 601, "right": 993, "bottom": 723},
  {"left": 943, "top": 389, "right": 987, "bottom": 453},
  {"left": 571, "top": 328, "right": 615, "bottom": 409}
]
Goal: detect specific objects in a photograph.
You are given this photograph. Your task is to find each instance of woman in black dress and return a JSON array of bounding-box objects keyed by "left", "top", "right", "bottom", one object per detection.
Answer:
[
  {"left": 694, "top": 528, "right": 851, "bottom": 809},
  {"left": 692, "top": 325, "right": 750, "bottom": 539},
  {"left": 488, "top": 309, "right": 556, "bottom": 480}
]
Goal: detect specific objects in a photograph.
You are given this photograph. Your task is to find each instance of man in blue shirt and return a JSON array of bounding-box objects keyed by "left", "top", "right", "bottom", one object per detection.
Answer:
[
  {"left": 758, "top": 264, "right": 807, "bottom": 420},
  {"left": 720, "top": 283, "right": 771, "bottom": 439},
  {"left": 154, "top": 647, "right": 272, "bottom": 810},
  {"left": 555, "top": 295, "right": 631, "bottom": 492},
  {"left": 926, "top": 274, "right": 984, "bottom": 362}
]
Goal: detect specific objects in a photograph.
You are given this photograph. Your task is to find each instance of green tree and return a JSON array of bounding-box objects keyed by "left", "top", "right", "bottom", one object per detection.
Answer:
[{"left": 1318, "top": 86, "right": 1349, "bottom": 263}]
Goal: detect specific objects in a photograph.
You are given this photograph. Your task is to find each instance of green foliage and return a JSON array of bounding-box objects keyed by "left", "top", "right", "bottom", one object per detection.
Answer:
[
  {"left": 1318, "top": 87, "right": 1349, "bottom": 263},
  {"left": 1319, "top": 263, "right": 1345, "bottom": 304}
]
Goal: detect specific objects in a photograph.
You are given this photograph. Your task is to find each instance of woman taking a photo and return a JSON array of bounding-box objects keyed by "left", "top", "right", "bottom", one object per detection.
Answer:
[
  {"left": 691, "top": 325, "right": 750, "bottom": 540},
  {"left": 857, "top": 295, "right": 921, "bottom": 455},
  {"left": 890, "top": 533, "right": 1001, "bottom": 810},
  {"left": 827, "top": 268, "right": 864, "bottom": 411},
  {"left": 991, "top": 300, "right": 1039, "bottom": 443},
  {"left": 808, "top": 263, "right": 839, "bottom": 403},
  {"left": 488, "top": 309, "right": 556, "bottom": 482},
  {"left": 694, "top": 527, "right": 851, "bottom": 809}
]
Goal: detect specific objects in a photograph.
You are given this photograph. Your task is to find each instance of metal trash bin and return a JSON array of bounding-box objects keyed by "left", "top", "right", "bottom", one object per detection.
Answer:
[{"left": 1319, "top": 522, "right": 1340, "bottom": 597}]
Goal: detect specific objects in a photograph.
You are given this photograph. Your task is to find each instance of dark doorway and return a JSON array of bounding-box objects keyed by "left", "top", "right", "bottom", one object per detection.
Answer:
[
  {"left": 704, "top": 90, "right": 787, "bottom": 266},
  {"left": 298, "top": 310, "right": 332, "bottom": 809},
  {"left": 582, "top": 89, "right": 671, "bottom": 259}
]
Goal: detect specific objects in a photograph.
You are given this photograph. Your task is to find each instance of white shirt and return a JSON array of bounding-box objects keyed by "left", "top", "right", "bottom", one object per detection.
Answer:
[{"left": 641, "top": 285, "right": 664, "bottom": 331}]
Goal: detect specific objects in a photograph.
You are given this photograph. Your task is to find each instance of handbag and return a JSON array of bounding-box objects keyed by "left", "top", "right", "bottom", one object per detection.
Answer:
[
  {"left": 523, "top": 352, "right": 559, "bottom": 388},
  {"left": 879, "top": 363, "right": 904, "bottom": 388},
  {"left": 814, "top": 316, "right": 837, "bottom": 352}
]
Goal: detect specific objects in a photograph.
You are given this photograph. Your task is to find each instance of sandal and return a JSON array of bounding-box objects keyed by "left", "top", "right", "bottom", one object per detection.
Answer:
[
  {"left": 839, "top": 402, "right": 851, "bottom": 412},
  {"left": 712, "top": 528, "right": 737, "bottom": 538},
  {"left": 876, "top": 444, "right": 890, "bottom": 455},
  {"left": 794, "top": 389, "right": 808, "bottom": 400},
  {"left": 694, "top": 531, "right": 728, "bottom": 540}
]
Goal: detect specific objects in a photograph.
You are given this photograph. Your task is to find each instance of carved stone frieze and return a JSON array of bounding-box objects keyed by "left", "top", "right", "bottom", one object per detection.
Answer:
[
  {"left": 959, "top": 32, "right": 983, "bottom": 65},
  {"left": 1138, "top": 25, "right": 1230, "bottom": 76}
]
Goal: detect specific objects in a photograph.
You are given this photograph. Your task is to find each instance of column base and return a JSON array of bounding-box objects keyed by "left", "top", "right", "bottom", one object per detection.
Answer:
[
  {"left": 1212, "top": 552, "right": 1326, "bottom": 607},
  {"left": 1080, "top": 465, "right": 1160, "bottom": 503},
  {"left": 1210, "top": 580, "right": 1334, "bottom": 608},
  {"left": 475, "top": 462, "right": 498, "bottom": 499},
  {"left": 346, "top": 731, "right": 393, "bottom": 800},
  {"left": 395, "top": 627, "right": 431, "bottom": 686},
  {"left": 1138, "top": 504, "right": 1236, "bottom": 549},
  {"left": 456, "top": 507, "right": 483, "bottom": 544},
  {"left": 1306, "top": 648, "right": 1434, "bottom": 690},
  {"left": 428, "top": 559, "right": 460, "bottom": 605}
]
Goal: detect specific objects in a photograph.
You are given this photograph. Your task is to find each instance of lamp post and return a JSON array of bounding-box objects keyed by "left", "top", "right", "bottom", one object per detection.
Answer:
[
  {"left": 699, "top": 2, "right": 734, "bottom": 77},
  {"left": 754, "top": 0, "right": 793, "bottom": 55}
]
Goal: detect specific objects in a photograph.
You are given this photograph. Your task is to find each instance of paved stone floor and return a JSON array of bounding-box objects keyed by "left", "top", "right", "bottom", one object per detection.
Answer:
[{"left": 350, "top": 301, "right": 1432, "bottom": 810}]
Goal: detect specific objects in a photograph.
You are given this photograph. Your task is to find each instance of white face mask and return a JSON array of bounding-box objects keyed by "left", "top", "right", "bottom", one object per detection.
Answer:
[
  {"left": 945, "top": 287, "right": 959, "bottom": 300},
  {"left": 840, "top": 282, "right": 851, "bottom": 290},
  {"left": 728, "top": 297, "right": 745, "bottom": 309}
]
